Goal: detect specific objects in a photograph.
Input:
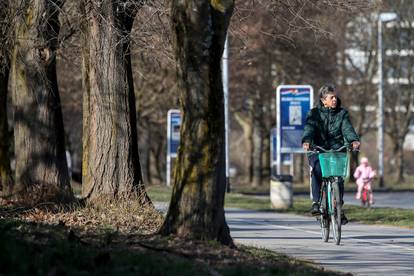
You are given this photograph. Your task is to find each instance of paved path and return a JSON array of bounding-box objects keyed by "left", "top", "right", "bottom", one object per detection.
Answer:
[
  {"left": 227, "top": 209, "right": 414, "bottom": 275},
  {"left": 343, "top": 192, "right": 414, "bottom": 209},
  {"left": 296, "top": 191, "right": 414, "bottom": 209}
]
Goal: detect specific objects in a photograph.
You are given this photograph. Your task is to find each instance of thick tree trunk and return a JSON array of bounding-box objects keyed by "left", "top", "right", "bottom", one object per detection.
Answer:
[
  {"left": 160, "top": 0, "right": 234, "bottom": 245},
  {"left": 0, "top": 64, "right": 12, "bottom": 198},
  {"left": 11, "top": 0, "right": 73, "bottom": 203},
  {"left": 81, "top": 0, "right": 150, "bottom": 204},
  {"left": 0, "top": 0, "right": 13, "bottom": 198}
]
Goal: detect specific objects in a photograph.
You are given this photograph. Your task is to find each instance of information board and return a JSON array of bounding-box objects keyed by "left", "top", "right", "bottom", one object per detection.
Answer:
[{"left": 276, "top": 85, "right": 313, "bottom": 174}]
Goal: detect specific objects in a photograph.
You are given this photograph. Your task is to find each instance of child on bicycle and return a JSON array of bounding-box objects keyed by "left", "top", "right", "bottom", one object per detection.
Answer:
[
  {"left": 302, "top": 84, "right": 360, "bottom": 225},
  {"left": 353, "top": 157, "right": 376, "bottom": 205}
]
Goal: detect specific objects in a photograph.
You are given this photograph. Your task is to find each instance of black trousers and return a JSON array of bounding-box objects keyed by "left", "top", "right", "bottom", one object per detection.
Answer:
[{"left": 308, "top": 154, "right": 344, "bottom": 204}]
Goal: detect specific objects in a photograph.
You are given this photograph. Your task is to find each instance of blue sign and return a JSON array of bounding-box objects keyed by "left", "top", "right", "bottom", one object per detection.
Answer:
[
  {"left": 277, "top": 85, "right": 313, "bottom": 153},
  {"left": 168, "top": 110, "right": 181, "bottom": 156}
]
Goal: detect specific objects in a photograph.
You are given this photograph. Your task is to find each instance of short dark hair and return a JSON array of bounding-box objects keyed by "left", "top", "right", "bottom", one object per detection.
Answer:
[{"left": 319, "top": 84, "right": 336, "bottom": 99}]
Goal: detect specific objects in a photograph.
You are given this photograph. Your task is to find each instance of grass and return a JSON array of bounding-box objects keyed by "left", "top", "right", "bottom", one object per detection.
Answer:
[{"left": 147, "top": 184, "right": 414, "bottom": 228}]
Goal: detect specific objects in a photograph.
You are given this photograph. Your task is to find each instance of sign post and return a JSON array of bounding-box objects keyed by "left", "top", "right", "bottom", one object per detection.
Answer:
[
  {"left": 271, "top": 85, "right": 312, "bottom": 209},
  {"left": 276, "top": 85, "right": 313, "bottom": 175},
  {"left": 270, "top": 128, "right": 292, "bottom": 175},
  {"left": 167, "top": 109, "right": 181, "bottom": 187}
]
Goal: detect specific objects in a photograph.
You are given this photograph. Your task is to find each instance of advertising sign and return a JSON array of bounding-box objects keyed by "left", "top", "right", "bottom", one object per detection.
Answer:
[
  {"left": 276, "top": 85, "right": 313, "bottom": 174},
  {"left": 276, "top": 85, "right": 313, "bottom": 153},
  {"left": 168, "top": 110, "right": 181, "bottom": 157},
  {"left": 167, "top": 109, "right": 181, "bottom": 186}
]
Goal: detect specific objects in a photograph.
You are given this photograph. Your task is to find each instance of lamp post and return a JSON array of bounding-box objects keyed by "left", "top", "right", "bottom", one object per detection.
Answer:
[
  {"left": 222, "top": 35, "right": 230, "bottom": 192},
  {"left": 377, "top": 12, "right": 397, "bottom": 188}
]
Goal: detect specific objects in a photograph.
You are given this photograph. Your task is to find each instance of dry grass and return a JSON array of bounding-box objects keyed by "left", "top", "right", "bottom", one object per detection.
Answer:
[{"left": 0, "top": 197, "right": 164, "bottom": 236}]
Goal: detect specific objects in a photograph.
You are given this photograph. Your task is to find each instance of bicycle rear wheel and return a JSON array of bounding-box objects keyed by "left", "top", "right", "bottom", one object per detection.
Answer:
[{"left": 330, "top": 180, "right": 342, "bottom": 245}]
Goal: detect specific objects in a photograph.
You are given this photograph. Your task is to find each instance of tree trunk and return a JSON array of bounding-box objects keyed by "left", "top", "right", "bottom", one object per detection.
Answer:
[
  {"left": 152, "top": 138, "right": 165, "bottom": 183},
  {"left": 160, "top": 0, "right": 234, "bottom": 245},
  {"left": 262, "top": 129, "right": 270, "bottom": 180},
  {"left": 252, "top": 120, "right": 263, "bottom": 187},
  {"left": 81, "top": 0, "right": 150, "bottom": 204},
  {"left": 395, "top": 139, "right": 405, "bottom": 183},
  {"left": 11, "top": 0, "right": 73, "bottom": 203},
  {"left": 142, "top": 120, "right": 152, "bottom": 184},
  {"left": 234, "top": 113, "right": 253, "bottom": 183},
  {"left": 0, "top": 62, "right": 12, "bottom": 198},
  {"left": 0, "top": 0, "right": 13, "bottom": 198}
]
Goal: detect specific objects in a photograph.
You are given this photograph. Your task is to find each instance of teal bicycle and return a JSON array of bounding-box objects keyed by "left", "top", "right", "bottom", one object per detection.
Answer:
[{"left": 311, "top": 145, "right": 349, "bottom": 245}]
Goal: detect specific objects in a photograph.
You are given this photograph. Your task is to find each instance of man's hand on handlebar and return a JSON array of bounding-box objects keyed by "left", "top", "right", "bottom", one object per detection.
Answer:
[
  {"left": 302, "top": 142, "right": 310, "bottom": 151},
  {"left": 351, "top": 141, "right": 360, "bottom": 151}
]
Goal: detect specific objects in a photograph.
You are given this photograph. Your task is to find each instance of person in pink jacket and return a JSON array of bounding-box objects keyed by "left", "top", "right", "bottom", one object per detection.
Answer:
[{"left": 353, "top": 157, "right": 376, "bottom": 205}]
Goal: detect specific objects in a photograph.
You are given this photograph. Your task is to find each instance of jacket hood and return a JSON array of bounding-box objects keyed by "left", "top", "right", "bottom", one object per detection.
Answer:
[{"left": 317, "top": 96, "right": 342, "bottom": 112}]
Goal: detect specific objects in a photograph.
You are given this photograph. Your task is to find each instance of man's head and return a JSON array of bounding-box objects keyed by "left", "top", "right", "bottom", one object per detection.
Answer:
[{"left": 319, "top": 84, "right": 337, "bottom": 109}]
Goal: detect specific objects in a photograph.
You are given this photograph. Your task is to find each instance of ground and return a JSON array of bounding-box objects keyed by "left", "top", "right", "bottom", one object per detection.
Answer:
[{"left": 0, "top": 198, "right": 343, "bottom": 275}]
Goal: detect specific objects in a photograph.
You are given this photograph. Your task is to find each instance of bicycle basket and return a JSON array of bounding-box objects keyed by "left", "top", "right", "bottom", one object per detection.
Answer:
[{"left": 318, "top": 152, "right": 349, "bottom": 177}]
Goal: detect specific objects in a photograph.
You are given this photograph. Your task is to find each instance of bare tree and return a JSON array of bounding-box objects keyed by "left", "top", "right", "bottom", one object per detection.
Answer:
[
  {"left": 160, "top": 0, "right": 234, "bottom": 245},
  {"left": 383, "top": 0, "right": 414, "bottom": 182},
  {"left": 81, "top": 0, "right": 151, "bottom": 203},
  {"left": 11, "top": 0, "right": 73, "bottom": 203},
  {"left": 335, "top": 12, "right": 379, "bottom": 178}
]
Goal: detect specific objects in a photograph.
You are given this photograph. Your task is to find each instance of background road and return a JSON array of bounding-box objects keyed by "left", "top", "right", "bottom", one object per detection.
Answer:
[
  {"left": 228, "top": 209, "right": 414, "bottom": 275},
  {"left": 297, "top": 191, "right": 414, "bottom": 209},
  {"left": 343, "top": 191, "right": 414, "bottom": 209}
]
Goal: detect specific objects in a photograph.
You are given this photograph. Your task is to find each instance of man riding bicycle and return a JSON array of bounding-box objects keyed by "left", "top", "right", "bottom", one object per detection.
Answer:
[{"left": 302, "top": 84, "right": 360, "bottom": 225}]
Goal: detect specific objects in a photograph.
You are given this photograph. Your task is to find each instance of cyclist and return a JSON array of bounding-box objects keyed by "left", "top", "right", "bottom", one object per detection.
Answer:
[
  {"left": 353, "top": 157, "right": 376, "bottom": 205},
  {"left": 302, "top": 84, "right": 360, "bottom": 225}
]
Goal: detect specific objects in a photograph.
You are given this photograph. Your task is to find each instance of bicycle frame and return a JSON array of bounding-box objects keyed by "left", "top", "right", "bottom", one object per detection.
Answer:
[{"left": 311, "top": 145, "right": 349, "bottom": 245}]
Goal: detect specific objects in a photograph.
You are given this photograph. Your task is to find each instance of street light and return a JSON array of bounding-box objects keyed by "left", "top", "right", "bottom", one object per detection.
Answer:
[
  {"left": 222, "top": 35, "right": 230, "bottom": 192},
  {"left": 377, "top": 12, "right": 397, "bottom": 188}
]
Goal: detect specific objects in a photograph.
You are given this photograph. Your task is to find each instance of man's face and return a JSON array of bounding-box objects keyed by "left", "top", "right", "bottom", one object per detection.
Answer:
[{"left": 322, "top": 92, "right": 337, "bottom": 109}]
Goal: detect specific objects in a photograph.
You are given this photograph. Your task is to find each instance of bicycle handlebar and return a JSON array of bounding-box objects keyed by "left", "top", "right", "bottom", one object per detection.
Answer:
[{"left": 309, "top": 145, "right": 357, "bottom": 153}]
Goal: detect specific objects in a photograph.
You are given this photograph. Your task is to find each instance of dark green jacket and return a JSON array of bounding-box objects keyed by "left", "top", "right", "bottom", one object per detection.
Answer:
[{"left": 301, "top": 98, "right": 359, "bottom": 150}]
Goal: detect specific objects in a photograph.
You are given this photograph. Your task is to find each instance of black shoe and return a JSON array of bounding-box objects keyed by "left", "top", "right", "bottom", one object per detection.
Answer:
[
  {"left": 311, "top": 202, "right": 320, "bottom": 216},
  {"left": 341, "top": 212, "right": 348, "bottom": 225}
]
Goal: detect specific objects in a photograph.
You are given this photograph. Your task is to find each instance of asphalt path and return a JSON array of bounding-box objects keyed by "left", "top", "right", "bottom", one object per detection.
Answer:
[
  {"left": 154, "top": 201, "right": 414, "bottom": 275},
  {"left": 297, "top": 191, "right": 414, "bottom": 209},
  {"left": 227, "top": 209, "right": 414, "bottom": 275},
  {"left": 343, "top": 191, "right": 414, "bottom": 209}
]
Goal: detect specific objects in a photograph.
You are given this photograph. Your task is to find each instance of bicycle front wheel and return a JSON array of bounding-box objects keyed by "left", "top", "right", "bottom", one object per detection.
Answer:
[
  {"left": 330, "top": 180, "right": 342, "bottom": 245},
  {"left": 320, "top": 186, "right": 330, "bottom": 242},
  {"left": 320, "top": 214, "right": 330, "bottom": 242}
]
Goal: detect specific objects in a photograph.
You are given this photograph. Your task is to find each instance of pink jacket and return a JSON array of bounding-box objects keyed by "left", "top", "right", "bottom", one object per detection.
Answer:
[{"left": 353, "top": 165, "right": 376, "bottom": 182}]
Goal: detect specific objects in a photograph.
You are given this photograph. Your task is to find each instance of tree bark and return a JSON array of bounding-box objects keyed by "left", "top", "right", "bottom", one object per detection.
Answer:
[
  {"left": 0, "top": 0, "right": 13, "bottom": 198},
  {"left": 394, "top": 139, "right": 405, "bottom": 183},
  {"left": 81, "top": 0, "right": 151, "bottom": 204},
  {"left": 152, "top": 137, "right": 165, "bottom": 183},
  {"left": 160, "top": 0, "right": 234, "bottom": 245},
  {"left": 11, "top": 0, "right": 73, "bottom": 203},
  {"left": 234, "top": 113, "right": 253, "bottom": 182},
  {"left": 252, "top": 119, "right": 263, "bottom": 187},
  {"left": 0, "top": 65, "right": 12, "bottom": 198}
]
